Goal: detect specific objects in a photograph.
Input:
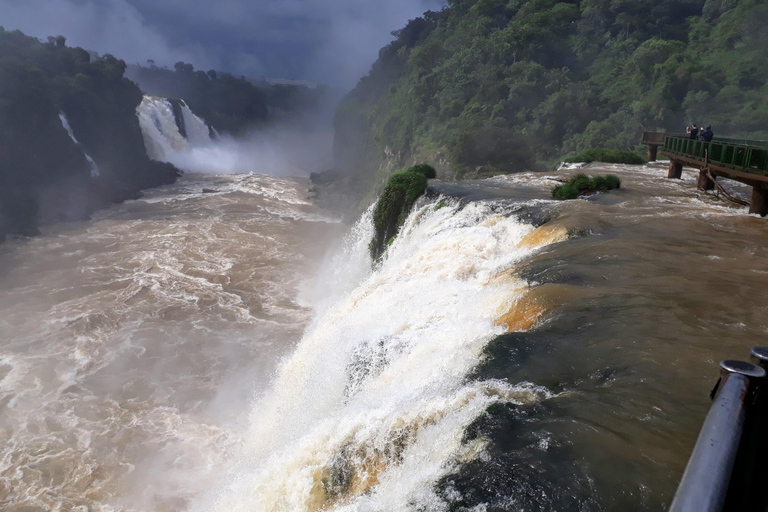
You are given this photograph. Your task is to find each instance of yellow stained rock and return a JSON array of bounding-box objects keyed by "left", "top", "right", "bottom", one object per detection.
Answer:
[
  {"left": 495, "top": 293, "right": 547, "bottom": 332},
  {"left": 517, "top": 224, "right": 570, "bottom": 249},
  {"left": 485, "top": 263, "right": 520, "bottom": 286}
]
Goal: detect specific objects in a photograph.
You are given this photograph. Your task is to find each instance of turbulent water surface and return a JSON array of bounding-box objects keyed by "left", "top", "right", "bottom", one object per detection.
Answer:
[{"left": 2, "top": 162, "right": 768, "bottom": 511}]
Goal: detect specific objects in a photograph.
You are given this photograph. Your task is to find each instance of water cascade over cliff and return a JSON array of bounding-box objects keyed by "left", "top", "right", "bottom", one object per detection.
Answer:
[
  {"left": 136, "top": 95, "right": 332, "bottom": 177},
  {"left": 58, "top": 111, "right": 100, "bottom": 178},
  {"left": 137, "top": 96, "right": 220, "bottom": 173},
  {"left": 4, "top": 163, "right": 768, "bottom": 511},
  {"left": 192, "top": 196, "right": 557, "bottom": 511}
]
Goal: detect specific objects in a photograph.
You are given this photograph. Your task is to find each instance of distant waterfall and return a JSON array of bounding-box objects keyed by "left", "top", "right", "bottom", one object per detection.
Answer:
[
  {"left": 180, "top": 101, "right": 213, "bottom": 146},
  {"left": 58, "top": 112, "right": 100, "bottom": 178},
  {"left": 137, "top": 96, "right": 211, "bottom": 162},
  {"left": 136, "top": 95, "right": 243, "bottom": 174}
]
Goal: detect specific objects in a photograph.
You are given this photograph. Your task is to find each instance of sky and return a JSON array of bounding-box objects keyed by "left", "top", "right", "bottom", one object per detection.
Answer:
[{"left": 0, "top": 0, "right": 444, "bottom": 88}]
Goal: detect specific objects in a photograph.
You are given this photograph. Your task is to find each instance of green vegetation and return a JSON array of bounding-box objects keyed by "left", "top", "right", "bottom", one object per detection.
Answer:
[
  {"left": 562, "top": 148, "right": 645, "bottom": 165},
  {"left": 370, "top": 164, "right": 436, "bottom": 260},
  {"left": 552, "top": 173, "right": 621, "bottom": 200},
  {"left": 0, "top": 28, "right": 179, "bottom": 236},
  {"left": 332, "top": 0, "right": 768, "bottom": 203}
]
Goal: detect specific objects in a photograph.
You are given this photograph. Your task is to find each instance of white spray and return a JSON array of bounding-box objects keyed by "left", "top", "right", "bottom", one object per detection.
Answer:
[
  {"left": 58, "top": 112, "right": 100, "bottom": 177},
  {"left": 136, "top": 95, "right": 332, "bottom": 176},
  {"left": 192, "top": 198, "right": 552, "bottom": 512}
]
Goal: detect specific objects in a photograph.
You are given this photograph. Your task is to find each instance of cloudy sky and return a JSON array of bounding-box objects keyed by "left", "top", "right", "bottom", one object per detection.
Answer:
[{"left": 0, "top": 0, "right": 443, "bottom": 87}]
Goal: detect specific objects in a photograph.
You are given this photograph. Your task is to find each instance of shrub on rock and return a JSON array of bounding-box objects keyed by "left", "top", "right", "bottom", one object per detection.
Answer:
[
  {"left": 369, "top": 164, "right": 436, "bottom": 260},
  {"left": 552, "top": 173, "right": 621, "bottom": 200}
]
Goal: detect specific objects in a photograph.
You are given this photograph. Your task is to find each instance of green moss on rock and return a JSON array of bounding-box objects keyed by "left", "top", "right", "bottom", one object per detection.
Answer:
[
  {"left": 370, "top": 164, "right": 436, "bottom": 260},
  {"left": 552, "top": 173, "right": 621, "bottom": 200}
]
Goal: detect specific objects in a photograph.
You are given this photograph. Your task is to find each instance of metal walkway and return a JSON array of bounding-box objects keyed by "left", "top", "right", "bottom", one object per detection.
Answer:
[{"left": 642, "top": 132, "right": 768, "bottom": 215}]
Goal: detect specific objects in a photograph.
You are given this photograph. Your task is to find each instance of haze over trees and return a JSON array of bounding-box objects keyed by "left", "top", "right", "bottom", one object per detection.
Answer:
[{"left": 331, "top": 0, "right": 768, "bottom": 200}]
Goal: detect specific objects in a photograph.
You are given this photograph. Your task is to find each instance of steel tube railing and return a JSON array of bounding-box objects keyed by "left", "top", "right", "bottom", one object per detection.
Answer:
[{"left": 669, "top": 360, "right": 765, "bottom": 512}]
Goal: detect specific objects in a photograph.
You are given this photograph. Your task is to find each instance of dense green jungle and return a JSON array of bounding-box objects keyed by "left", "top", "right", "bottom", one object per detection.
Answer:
[{"left": 328, "top": 0, "right": 768, "bottom": 209}]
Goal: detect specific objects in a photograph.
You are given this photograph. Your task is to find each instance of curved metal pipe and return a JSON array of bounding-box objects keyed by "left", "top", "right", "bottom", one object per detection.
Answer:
[{"left": 669, "top": 360, "right": 765, "bottom": 512}]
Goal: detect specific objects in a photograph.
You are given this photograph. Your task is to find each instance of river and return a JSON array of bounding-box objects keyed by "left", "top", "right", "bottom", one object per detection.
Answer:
[{"left": 1, "top": 162, "right": 767, "bottom": 511}]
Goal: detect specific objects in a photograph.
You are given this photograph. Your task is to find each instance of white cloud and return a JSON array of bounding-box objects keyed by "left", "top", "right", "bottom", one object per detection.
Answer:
[
  {"left": 0, "top": 0, "right": 444, "bottom": 86},
  {"left": 0, "top": 0, "right": 219, "bottom": 68}
]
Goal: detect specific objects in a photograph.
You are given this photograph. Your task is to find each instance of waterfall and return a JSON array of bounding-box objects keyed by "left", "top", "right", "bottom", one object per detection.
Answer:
[
  {"left": 193, "top": 197, "right": 555, "bottom": 512},
  {"left": 136, "top": 95, "right": 247, "bottom": 174},
  {"left": 180, "top": 100, "right": 213, "bottom": 146},
  {"left": 136, "top": 96, "right": 197, "bottom": 163},
  {"left": 58, "top": 112, "right": 100, "bottom": 178}
]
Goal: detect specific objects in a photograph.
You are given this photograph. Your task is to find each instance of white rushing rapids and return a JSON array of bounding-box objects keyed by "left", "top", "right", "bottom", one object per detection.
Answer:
[
  {"left": 58, "top": 111, "right": 100, "bottom": 177},
  {"left": 194, "top": 198, "right": 553, "bottom": 512}
]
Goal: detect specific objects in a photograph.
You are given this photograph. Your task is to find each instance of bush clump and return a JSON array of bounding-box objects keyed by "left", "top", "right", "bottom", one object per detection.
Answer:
[
  {"left": 562, "top": 148, "right": 645, "bottom": 165},
  {"left": 370, "top": 164, "right": 436, "bottom": 260},
  {"left": 552, "top": 173, "right": 621, "bottom": 200}
]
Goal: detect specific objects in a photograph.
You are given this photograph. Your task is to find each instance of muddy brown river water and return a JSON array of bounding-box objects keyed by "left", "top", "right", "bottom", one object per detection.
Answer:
[{"left": 1, "top": 163, "right": 767, "bottom": 511}]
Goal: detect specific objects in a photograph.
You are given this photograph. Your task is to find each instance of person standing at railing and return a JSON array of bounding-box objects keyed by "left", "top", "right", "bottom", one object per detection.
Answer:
[
  {"left": 687, "top": 123, "right": 699, "bottom": 139},
  {"left": 700, "top": 126, "right": 714, "bottom": 142}
]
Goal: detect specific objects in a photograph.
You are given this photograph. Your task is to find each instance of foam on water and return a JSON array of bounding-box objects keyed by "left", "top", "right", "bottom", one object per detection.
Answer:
[
  {"left": 0, "top": 173, "right": 342, "bottom": 512},
  {"left": 192, "top": 199, "right": 553, "bottom": 511}
]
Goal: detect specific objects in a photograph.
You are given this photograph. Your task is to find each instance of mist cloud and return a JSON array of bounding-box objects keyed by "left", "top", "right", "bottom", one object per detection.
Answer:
[{"left": 0, "top": 0, "right": 444, "bottom": 87}]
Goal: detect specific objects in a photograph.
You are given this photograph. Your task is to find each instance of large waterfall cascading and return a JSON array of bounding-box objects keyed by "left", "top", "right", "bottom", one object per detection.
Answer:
[
  {"left": 180, "top": 101, "right": 214, "bottom": 146},
  {"left": 58, "top": 112, "right": 100, "bottom": 178},
  {"left": 136, "top": 94, "right": 332, "bottom": 176},
  {"left": 136, "top": 95, "right": 251, "bottom": 174},
  {"left": 193, "top": 197, "right": 553, "bottom": 512},
  {"left": 137, "top": 96, "right": 211, "bottom": 163}
]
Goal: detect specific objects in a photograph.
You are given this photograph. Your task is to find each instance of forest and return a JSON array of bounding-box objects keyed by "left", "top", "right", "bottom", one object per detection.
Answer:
[
  {"left": 0, "top": 28, "right": 178, "bottom": 236},
  {"left": 331, "top": 0, "right": 768, "bottom": 203}
]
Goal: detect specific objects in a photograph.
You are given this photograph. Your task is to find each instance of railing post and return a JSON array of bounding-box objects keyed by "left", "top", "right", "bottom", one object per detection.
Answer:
[
  {"left": 669, "top": 360, "right": 765, "bottom": 512},
  {"left": 749, "top": 186, "right": 768, "bottom": 216},
  {"left": 648, "top": 145, "right": 658, "bottom": 162},
  {"left": 668, "top": 160, "right": 683, "bottom": 179},
  {"left": 697, "top": 170, "right": 715, "bottom": 191}
]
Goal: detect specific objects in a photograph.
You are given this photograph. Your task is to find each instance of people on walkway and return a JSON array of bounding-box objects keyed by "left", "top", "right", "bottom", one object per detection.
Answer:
[
  {"left": 687, "top": 124, "right": 699, "bottom": 139},
  {"left": 700, "top": 126, "right": 714, "bottom": 142}
]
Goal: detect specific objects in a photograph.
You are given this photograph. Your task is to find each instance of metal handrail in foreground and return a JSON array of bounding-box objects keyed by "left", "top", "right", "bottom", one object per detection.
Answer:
[
  {"left": 670, "top": 353, "right": 768, "bottom": 512},
  {"left": 669, "top": 360, "right": 765, "bottom": 512}
]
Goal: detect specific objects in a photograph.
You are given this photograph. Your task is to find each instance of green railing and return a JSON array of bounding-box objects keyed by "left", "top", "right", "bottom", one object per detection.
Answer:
[
  {"left": 711, "top": 136, "right": 768, "bottom": 150},
  {"left": 663, "top": 136, "right": 768, "bottom": 176}
]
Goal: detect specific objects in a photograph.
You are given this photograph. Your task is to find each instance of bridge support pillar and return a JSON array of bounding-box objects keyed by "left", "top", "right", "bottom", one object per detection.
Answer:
[
  {"left": 697, "top": 169, "right": 715, "bottom": 191},
  {"left": 648, "top": 145, "right": 658, "bottom": 162},
  {"left": 750, "top": 186, "right": 768, "bottom": 216},
  {"left": 668, "top": 160, "right": 683, "bottom": 179}
]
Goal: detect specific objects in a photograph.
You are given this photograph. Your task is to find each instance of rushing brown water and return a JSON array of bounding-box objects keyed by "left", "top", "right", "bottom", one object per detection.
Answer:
[
  {"left": 2, "top": 162, "right": 768, "bottom": 512},
  {"left": 0, "top": 173, "right": 345, "bottom": 511},
  {"left": 434, "top": 162, "right": 768, "bottom": 510}
]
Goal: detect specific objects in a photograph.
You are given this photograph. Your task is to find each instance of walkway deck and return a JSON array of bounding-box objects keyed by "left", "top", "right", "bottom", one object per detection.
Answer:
[{"left": 642, "top": 132, "right": 768, "bottom": 215}]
